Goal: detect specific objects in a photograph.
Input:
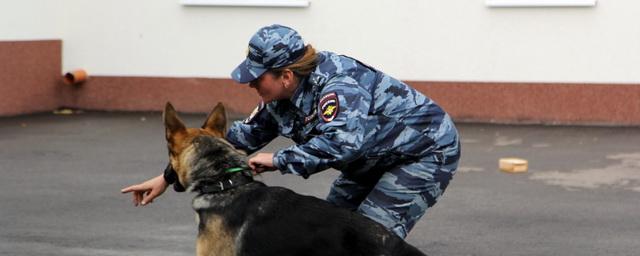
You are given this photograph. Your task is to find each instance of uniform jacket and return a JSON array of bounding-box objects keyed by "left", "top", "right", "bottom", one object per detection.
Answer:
[{"left": 227, "top": 51, "right": 458, "bottom": 179}]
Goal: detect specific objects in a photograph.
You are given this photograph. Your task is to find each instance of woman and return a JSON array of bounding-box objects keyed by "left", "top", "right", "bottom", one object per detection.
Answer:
[{"left": 122, "top": 24, "right": 460, "bottom": 239}]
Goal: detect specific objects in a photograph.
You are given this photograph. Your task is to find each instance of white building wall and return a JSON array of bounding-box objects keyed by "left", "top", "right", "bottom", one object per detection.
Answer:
[
  {"left": 0, "top": 1, "right": 63, "bottom": 41},
  {"left": 2, "top": 0, "right": 640, "bottom": 83}
]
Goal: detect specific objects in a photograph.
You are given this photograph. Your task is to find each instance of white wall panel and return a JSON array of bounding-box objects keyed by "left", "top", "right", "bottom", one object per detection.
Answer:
[{"left": 2, "top": 0, "right": 639, "bottom": 83}]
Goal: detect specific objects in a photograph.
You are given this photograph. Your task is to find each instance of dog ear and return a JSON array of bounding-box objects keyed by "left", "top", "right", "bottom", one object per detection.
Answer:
[
  {"left": 202, "top": 102, "right": 227, "bottom": 137},
  {"left": 164, "top": 102, "right": 187, "bottom": 141}
]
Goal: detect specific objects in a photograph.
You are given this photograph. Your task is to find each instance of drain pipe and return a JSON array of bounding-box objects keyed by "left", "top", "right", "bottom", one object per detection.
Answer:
[{"left": 63, "top": 69, "right": 88, "bottom": 85}]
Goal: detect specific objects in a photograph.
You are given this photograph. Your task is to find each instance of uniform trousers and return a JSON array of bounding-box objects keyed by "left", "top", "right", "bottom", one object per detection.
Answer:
[{"left": 326, "top": 141, "right": 461, "bottom": 238}]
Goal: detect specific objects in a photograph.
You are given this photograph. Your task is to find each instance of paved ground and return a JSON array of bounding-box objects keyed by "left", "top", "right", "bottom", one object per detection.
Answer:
[{"left": 1, "top": 112, "right": 639, "bottom": 256}]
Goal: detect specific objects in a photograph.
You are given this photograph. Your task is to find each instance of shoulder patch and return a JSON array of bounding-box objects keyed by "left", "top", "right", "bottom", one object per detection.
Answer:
[
  {"left": 243, "top": 101, "right": 265, "bottom": 124},
  {"left": 319, "top": 92, "right": 339, "bottom": 122}
]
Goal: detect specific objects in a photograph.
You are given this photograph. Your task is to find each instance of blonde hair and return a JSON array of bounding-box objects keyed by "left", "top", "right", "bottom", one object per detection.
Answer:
[{"left": 271, "top": 45, "right": 318, "bottom": 78}]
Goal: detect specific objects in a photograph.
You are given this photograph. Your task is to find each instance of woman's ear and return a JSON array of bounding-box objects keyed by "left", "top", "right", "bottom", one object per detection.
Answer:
[{"left": 281, "top": 69, "right": 297, "bottom": 89}]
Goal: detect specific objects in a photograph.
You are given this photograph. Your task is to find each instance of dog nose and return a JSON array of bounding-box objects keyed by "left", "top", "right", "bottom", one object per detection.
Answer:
[
  {"left": 164, "top": 163, "right": 186, "bottom": 192},
  {"left": 173, "top": 182, "right": 186, "bottom": 192}
]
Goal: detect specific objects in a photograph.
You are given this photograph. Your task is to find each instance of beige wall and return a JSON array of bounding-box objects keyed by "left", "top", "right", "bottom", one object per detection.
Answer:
[{"left": 2, "top": 0, "right": 640, "bottom": 83}]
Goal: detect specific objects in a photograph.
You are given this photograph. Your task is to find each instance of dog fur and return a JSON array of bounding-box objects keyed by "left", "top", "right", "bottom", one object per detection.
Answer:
[{"left": 163, "top": 102, "right": 426, "bottom": 256}]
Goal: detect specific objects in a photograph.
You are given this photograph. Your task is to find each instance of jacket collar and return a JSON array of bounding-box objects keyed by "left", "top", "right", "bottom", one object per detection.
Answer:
[{"left": 289, "top": 76, "right": 316, "bottom": 114}]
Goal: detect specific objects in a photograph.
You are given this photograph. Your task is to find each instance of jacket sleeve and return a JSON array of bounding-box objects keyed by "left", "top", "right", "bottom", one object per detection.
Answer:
[
  {"left": 273, "top": 76, "right": 371, "bottom": 178},
  {"left": 226, "top": 102, "right": 279, "bottom": 155}
]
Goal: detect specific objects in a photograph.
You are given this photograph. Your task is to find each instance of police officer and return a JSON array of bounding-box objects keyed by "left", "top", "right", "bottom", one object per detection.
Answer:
[{"left": 122, "top": 24, "right": 460, "bottom": 239}]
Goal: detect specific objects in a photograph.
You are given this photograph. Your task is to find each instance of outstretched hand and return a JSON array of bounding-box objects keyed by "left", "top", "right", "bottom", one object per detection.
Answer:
[
  {"left": 248, "top": 153, "right": 278, "bottom": 174},
  {"left": 121, "top": 174, "right": 169, "bottom": 206}
]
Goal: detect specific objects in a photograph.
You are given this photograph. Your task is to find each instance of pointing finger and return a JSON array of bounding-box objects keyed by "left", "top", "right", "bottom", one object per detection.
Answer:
[{"left": 121, "top": 185, "right": 139, "bottom": 193}]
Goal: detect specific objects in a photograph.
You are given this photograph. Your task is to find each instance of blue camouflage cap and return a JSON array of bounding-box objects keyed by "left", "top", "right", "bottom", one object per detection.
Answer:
[{"left": 231, "top": 24, "right": 306, "bottom": 83}]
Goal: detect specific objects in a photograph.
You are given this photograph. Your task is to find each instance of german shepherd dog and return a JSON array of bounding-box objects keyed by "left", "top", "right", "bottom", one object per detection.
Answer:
[{"left": 162, "top": 102, "right": 426, "bottom": 256}]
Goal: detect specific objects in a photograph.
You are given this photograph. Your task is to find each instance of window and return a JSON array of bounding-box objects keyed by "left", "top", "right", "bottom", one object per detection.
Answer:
[
  {"left": 486, "top": 0, "right": 597, "bottom": 7},
  {"left": 180, "top": 0, "right": 309, "bottom": 8}
]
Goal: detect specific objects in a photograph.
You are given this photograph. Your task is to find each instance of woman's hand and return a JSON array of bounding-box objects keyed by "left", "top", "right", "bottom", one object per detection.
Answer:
[
  {"left": 248, "top": 153, "right": 278, "bottom": 174},
  {"left": 121, "top": 174, "right": 169, "bottom": 206}
]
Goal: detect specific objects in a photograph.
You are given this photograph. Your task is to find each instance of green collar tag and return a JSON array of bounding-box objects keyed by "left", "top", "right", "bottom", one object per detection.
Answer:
[{"left": 225, "top": 167, "right": 245, "bottom": 173}]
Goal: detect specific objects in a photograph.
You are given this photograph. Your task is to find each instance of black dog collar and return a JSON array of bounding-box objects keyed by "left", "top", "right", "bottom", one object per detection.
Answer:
[
  {"left": 163, "top": 164, "right": 253, "bottom": 193},
  {"left": 196, "top": 168, "right": 254, "bottom": 194}
]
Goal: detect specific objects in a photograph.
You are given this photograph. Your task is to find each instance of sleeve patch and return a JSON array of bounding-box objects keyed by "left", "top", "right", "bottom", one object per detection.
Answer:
[{"left": 319, "top": 92, "right": 339, "bottom": 122}]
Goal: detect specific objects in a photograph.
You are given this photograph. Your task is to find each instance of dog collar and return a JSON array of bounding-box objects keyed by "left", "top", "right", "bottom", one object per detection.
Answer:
[
  {"left": 225, "top": 167, "right": 245, "bottom": 173},
  {"left": 196, "top": 167, "right": 254, "bottom": 194}
]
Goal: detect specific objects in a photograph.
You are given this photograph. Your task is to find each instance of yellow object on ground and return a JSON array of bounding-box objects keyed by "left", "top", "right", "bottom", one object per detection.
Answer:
[
  {"left": 53, "top": 109, "right": 74, "bottom": 115},
  {"left": 499, "top": 158, "right": 528, "bottom": 173}
]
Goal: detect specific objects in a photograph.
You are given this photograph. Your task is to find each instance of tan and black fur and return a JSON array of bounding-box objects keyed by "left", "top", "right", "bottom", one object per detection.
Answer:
[{"left": 163, "top": 102, "right": 426, "bottom": 256}]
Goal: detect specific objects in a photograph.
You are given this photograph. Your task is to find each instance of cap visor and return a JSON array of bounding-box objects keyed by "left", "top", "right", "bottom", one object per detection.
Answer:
[{"left": 231, "top": 60, "right": 267, "bottom": 83}]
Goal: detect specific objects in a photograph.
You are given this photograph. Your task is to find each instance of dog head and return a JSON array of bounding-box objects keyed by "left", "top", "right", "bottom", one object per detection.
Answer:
[{"left": 163, "top": 102, "right": 232, "bottom": 191}]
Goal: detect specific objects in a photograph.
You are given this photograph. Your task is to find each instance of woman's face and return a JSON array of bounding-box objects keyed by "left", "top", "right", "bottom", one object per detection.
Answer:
[{"left": 249, "top": 71, "right": 296, "bottom": 103}]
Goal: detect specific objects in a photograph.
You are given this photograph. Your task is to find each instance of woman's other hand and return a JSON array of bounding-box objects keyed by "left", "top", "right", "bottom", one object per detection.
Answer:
[{"left": 121, "top": 174, "right": 169, "bottom": 206}]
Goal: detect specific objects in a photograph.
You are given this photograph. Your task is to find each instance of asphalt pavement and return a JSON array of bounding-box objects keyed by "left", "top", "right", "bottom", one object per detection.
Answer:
[{"left": 1, "top": 112, "right": 638, "bottom": 256}]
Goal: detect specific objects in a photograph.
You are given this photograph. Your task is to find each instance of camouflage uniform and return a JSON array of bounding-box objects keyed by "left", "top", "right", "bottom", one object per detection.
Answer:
[{"left": 228, "top": 25, "right": 460, "bottom": 238}]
